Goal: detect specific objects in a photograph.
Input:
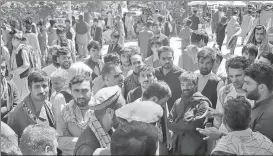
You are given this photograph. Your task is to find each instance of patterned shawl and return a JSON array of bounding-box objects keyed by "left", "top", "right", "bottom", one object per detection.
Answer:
[
  {"left": 247, "top": 25, "right": 273, "bottom": 57},
  {"left": 88, "top": 112, "right": 111, "bottom": 149}
]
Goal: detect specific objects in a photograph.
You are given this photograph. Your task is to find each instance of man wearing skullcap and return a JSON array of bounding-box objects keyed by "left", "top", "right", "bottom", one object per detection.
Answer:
[
  {"left": 93, "top": 101, "right": 163, "bottom": 156},
  {"left": 74, "top": 85, "right": 126, "bottom": 155},
  {"left": 141, "top": 81, "right": 172, "bottom": 155},
  {"left": 116, "top": 101, "right": 163, "bottom": 124}
]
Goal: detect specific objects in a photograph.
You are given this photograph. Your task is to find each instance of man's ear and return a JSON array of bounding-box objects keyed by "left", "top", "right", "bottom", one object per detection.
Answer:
[
  {"left": 106, "top": 108, "right": 114, "bottom": 118},
  {"left": 150, "top": 96, "right": 159, "bottom": 103}
]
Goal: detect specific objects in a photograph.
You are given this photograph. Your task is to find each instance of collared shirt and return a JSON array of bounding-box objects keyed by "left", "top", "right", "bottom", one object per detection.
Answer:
[
  {"left": 197, "top": 72, "right": 211, "bottom": 92},
  {"left": 250, "top": 95, "right": 273, "bottom": 141},
  {"left": 155, "top": 65, "right": 184, "bottom": 110},
  {"left": 212, "top": 128, "right": 273, "bottom": 155}
]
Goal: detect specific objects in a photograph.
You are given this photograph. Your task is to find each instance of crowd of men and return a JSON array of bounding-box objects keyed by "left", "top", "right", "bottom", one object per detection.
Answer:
[{"left": 1, "top": 4, "right": 273, "bottom": 156}]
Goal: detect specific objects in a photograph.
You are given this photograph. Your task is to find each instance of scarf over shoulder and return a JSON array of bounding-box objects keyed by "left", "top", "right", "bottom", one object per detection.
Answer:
[{"left": 247, "top": 25, "right": 273, "bottom": 57}]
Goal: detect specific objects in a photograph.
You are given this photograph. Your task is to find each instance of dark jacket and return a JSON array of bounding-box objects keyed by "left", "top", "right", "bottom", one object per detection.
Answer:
[
  {"left": 107, "top": 43, "right": 123, "bottom": 55},
  {"left": 91, "top": 26, "right": 103, "bottom": 45},
  {"left": 1, "top": 81, "right": 20, "bottom": 123}
]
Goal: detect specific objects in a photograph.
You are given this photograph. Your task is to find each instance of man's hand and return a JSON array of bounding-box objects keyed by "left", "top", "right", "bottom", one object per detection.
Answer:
[
  {"left": 206, "top": 107, "right": 223, "bottom": 118},
  {"left": 196, "top": 127, "right": 222, "bottom": 141}
]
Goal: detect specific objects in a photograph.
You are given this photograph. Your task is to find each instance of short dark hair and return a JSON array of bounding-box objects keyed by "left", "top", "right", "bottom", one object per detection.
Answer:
[
  {"left": 142, "top": 81, "right": 172, "bottom": 101},
  {"left": 93, "top": 18, "right": 98, "bottom": 23},
  {"left": 179, "top": 71, "right": 198, "bottom": 86},
  {"left": 120, "top": 48, "right": 132, "bottom": 56},
  {"left": 23, "top": 17, "right": 32, "bottom": 25},
  {"left": 101, "top": 63, "right": 119, "bottom": 81},
  {"left": 197, "top": 46, "right": 216, "bottom": 62},
  {"left": 193, "top": 9, "right": 198, "bottom": 13},
  {"left": 146, "top": 20, "right": 154, "bottom": 27},
  {"left": 19, "top": 124, "right": 57, "bottom": 155},
  {"left": 28, "top": 70, "right": 49, "bottom": 88},
  {"left": 111, "top": 121, "right": 158, "bottom": 155},
  {"left": 158, "top": 46, "right": 174, "bottom": 58},
  {"left": 79, "top": 15, "right": 83, "bottom": 20},
  {"left": 151, "top": 39, "right": 163, "bottom": 47},
  {"left": 56, "top": 47, "right": 71, "bottom": 57},
  {"left": 103, "top": 53, "right": 120, "bottom": 65},
  {"left": 87, "top": 40, "right": 101, "bottom": 51},
  {"left": 260, "top": 52, "right": 273, "bottom": 64},
  {"left": 112, "top": 32, "right": 120, "bottom": 38},
  {"left": 69, "top": 74, "right": 92, "bottom": 89},
  {"left": 186, "top": 19, "right": 192, "bottom": 26},
  {"left": 233, "top": 10, "right": 238, "bottom": 16},
  {"left": 242, "top": 43, "right": 258, "bottom": 58},
  {"left": 49, "top": 20, "right": 56, "bottom": 27},
  {"left": 56, "top": 26, "right": 66, "bottom": 34},
  {"left": 65, "top": 19, "right": 71, "bottom": 23},
  {"left": 139, "top": 66, "right": 155, "bottom": 77},
  {"left": 157, "top": 16, "right": 163, "bottom": 23},
  {"left": 223, "top": 97, "right": 251, "bottom": 131},
  {"left": 225, "top": 56, "right": 249, "bottom": 72},
  {"left": 244, "top": 63, "right": 273, "bottom": 91},
  {"left": 191, "top": 30, "right": 209, "bottom": 45}
]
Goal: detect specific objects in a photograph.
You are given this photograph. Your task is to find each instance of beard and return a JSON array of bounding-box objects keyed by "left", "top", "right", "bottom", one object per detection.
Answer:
[
  {"left": 246, "top": 87, "right": 260, "bottom": 101},
  {"left": 181, "top": 89, "right": 195, "bottom": 98},
  {"left": 200, "top": 68, "right": 211, "bottom": 75},
  {"left": 61, "top": 61, "right": 71, "bottom": 69},
  {"left": 163, "top": 63, "right": 173, "bottom": 69},
  {"left": 75, "top": 98, "right": 89, "bottom": 107}
]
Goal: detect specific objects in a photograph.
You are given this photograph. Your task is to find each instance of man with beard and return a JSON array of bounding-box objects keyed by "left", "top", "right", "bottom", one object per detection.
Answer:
[
  {"left": 101, "top": 63, "right": 125, "bottom": 89},
  {"left": 124, "top": 51, "right": 145, "bottom": 98},
  {"left": 1, "top": 60, "right": 20, "bottom": 123},
  {"left": 8, "top": 70, "right": 55, "bottom": 138},
  {"left": 56, "top": 74, "right": 93, "bottom": 155},
  {"left": 195, "top": 47, "right": 224, "bottom": 109},
  {"left": 92, "top": 53, "right": 121, "bottom": 94},
  {"left": 208, "top": 56, "right": 254, "bottom": 134},
  {"left": 57, "top": 47, "right": 72, "bottom": 71},
  {"left": 196, "top": 57, "right": 253, "bottom": 141},
  {"left": 74, "top": 85, "right": 125, "bottom": 155},
  {"left": 242, "top": 63, "right": 273, "bottom": 141},
  {"left": 127, "top": 66, "right": 156, "bottom": 103},
  {"left": 247, "top": 25, "right": 273, "bottom": 58},
  {"left": 168, "top": 71, "right": 212, "bottom": 155},
  {"left": 155, "top": 46, "right": 185, "bottom": 110}
]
